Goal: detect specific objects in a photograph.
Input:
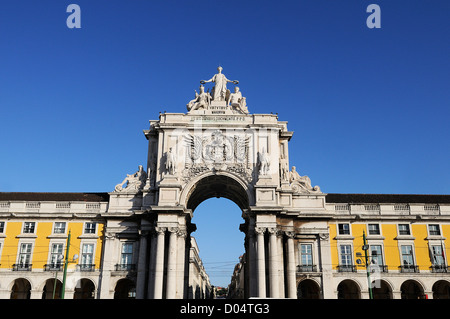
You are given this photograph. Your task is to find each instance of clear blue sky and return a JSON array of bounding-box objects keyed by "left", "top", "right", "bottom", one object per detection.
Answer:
[{"left": 1, "top": 1, "right": 449, "bottom": 287}]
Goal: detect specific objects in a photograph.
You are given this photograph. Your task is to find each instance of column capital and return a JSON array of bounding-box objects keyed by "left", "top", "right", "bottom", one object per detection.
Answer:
[
  {"left": 105, "top": 231, "right": 116, "bottom": 240},
  {"left": 254, "top": 227, "right": 266, "bottom": 235},
  {"left": 177, "top": 227, "right": 188, "bottom": 238},
  {"left": 285, "top": 231, "right": 295, "bottom": 239},
  {"left": 267, "top": 227, "right": 278, "bottom": 234},
  {"left": 318, "top": 233, "right": 329, "bottom": 240},
  {"left": 168, "top": 226, "right": 179, "bottom": 233},
  {"left": 155, "top": 226, "right": 167, "bottom": 234}
]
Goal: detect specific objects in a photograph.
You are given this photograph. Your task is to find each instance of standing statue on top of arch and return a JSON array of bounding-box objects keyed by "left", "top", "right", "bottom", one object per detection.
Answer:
[{"left": 201, "top": 66, "right": 238, "bottom": 101}]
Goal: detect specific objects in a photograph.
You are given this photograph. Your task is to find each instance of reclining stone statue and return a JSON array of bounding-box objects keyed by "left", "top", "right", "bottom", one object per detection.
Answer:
[{"left": 114, "top": 165, "right": 147, "bottom": 193}]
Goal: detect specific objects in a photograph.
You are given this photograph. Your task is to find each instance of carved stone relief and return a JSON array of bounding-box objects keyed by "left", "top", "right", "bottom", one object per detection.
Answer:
[{"left": 183, "top": 130, "right": 252, "bottom": 182}]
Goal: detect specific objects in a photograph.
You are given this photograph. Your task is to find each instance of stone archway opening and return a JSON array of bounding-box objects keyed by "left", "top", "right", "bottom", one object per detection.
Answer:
[
  {"left": 400, "top": 280, "right": 425, "bottom": 299},
  {"left": 114, "top": 278, "right": 136, "bottom": 299},
  {"left": 10, "top": 278, "right": 31, "bottom": 299},
  {"left": 42, "top": 278, "right": 63, "bottom": 299},
  {"left": 74, "top": 278, "right": 95, "bottom": 299},
  {"left": 186, "top": 174, "right": 250, "bottom": 298},
  {"left": 432, "top": 280, "right": 450, "bottom": 299},
  {"left": 186, "top": 174, "right": 250, "bottom": 211},
  {"left": 337, "top": 279, "right": 361, "bottom": 299},
  {"left": 297, "top": 279, "right": 321, "bottom": 299},
  {"left": 191, "top": 197, "right": 246, "bottom": 297},
  {"left": 372, "top": 279, "right": 392, "bottom": 299}
]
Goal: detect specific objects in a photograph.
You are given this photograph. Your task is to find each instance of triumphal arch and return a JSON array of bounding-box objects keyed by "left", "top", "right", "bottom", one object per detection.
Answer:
[{"left": 106, "top": 67, "right": 330, "bottom": 299}]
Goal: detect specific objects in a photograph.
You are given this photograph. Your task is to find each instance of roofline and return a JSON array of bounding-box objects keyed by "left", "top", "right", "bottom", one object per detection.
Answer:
[
  {"left": 0, "top": 192, "right": 110, "bottom": 202},
  {"left": 1, "top": 192, "right": 449, "bottom": 204},
  {"left": 325, "top": 193, "right": 450, "bottom": 204}
]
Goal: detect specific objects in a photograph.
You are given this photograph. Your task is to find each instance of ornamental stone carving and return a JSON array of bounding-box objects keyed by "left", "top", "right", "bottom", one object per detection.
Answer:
[
  {"left": 289, "top": 166, "right": 321, "bottom": 194},
  {"left": 183, "top": 130, "right": 252, "bottom": 182},
  {"left": 114, "top": 165, "right": 147, "bottom": 193},
  {"left": 254, "top": 227, "right": 266, "bottom": 235},
  {"left": 154, "top": 227, "right": 167, "bottom": 236},
  {"left": 285, "top": 231, "right": 295, "bottom": 239}
]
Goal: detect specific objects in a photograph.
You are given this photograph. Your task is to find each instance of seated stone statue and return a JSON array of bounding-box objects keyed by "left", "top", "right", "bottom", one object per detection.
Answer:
[
  {"left": 187, "top": 85, "right": 211, "bottom": 111},
  {"left": 114, "top": 165, "right": 147, "bottom": 192},
  {"left": 227, "top": 87, "right": 249, "bottom": 114}
]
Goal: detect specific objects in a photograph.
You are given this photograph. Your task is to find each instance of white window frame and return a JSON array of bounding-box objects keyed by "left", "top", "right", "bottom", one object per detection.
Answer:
[
  {"left": 49, "top": 243, "right": 65, "bottom": 268},
  {"left": 430, "top": 244, "right": 445, "bottom": 266},
  {"left": 84, "top": 222, "right": 96, "bottom": 235},
  {"left": 399, "top": 244, "right": 417, "bottom": 272},
  {"left": 428, "top": 224, "right": 441, "bottom": 237},
  {"left": 23, "top": 222, "right": 36, "bottom": 234},
  {"left": 300, "top": 243, "right": 313, "bottom": 266},
  {"left": 369, "top": 244, "right": 384, "bottom": 266},
  {"left": 120, "top": 242, "right": 134, "bottom": 267},
  {"left": 338, "top": 244, "right": 355, "bottom": 272},
  {"left": 17, "top": 242, "right": 33, "bottom": 267},
  {"left": 338, "top": 223, "right": 351, "bottom": 236},
  {"left": 398, "top": 224, "right": 411, "bottom": 236},
  {"left": 368, "top": 223, "right": 381, "bottom": 236},
  {"left": 79, "top": 240, "right": 97, "bottom": 271},
  {"left": 53, "top": 222, "right": 66, "bottom": 235}
]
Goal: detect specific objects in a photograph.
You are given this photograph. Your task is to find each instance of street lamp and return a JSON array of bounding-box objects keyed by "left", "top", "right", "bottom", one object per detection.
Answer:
[
  {"left": 356, "top": 231, "right": 374, "bottom": 299},
  {"left": 60, "top": 230, "right": 79, "bottom": 299},
  {"left": 52, "top": 254, "right": 64, "bottom": 299}
]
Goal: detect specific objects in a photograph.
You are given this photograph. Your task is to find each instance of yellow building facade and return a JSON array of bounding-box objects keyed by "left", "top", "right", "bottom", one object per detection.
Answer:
[
  {"left": 0, "top": 193, "right": 111, "bottom": 299},
  {"left": 326, "top": 194, "right": 450, "bottom": 299},
  {"left": 0, "top": 192, "right": 212, "bottom": 299}
]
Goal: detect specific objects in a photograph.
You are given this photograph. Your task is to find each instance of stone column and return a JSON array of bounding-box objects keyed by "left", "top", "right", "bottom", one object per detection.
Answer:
[
  {"left": 99, "top": 231, "right": 115, "bottom": 299},
  {"left": 64, "top": 290, "right": 75, "bottom": 299},
  {"left": 268, "top": 227, "right": 279, "bottom": 298},
  {"left": 147, "top": 229, "right": 157, "bottom": 298},
  {"left": 135, "top": 230, "right": 149, "bottom": 299},
  {"left": 0, "top": 289, "right": 10, "bottom": 299},
  {"left": 176, "top": 228, "right": 187, "bottom": 298},
  {"left": 255, "top": 227, "right": 266, "bottom": 298},
  {"left": 153, "top": 227, "right": 166, "bottom": 299},
  {"left": 318, "top": 233, "right": 334, "bottom": 299},
  {"left": 247, "top": 230, "right": 257, "bottom": 297},
  {"left": 277, "top": 231, "right": 285, "bottom": 297},
  {"left": 285, "top": 231, "right": 297, "bottom": 298},
  {"left": 166, "top": 227, "right": 178, "bottom": 299},
  {"left": 30, "top": 289, "right": 42, "bottom": 299}
]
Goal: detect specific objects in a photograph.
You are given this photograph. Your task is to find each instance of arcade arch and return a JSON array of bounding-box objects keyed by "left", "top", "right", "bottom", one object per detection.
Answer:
[
  {"left": 337, "top": 279, "right": 361, "bottom": 299},
  {"left": 432, "top": 280, "right": 450, "bottom": 299},
  {"left": 10, "top": 278, "right": 31, "bottom": 299},
  {"left": 400, "top": 280, "right": 425, "bottom": 299},
  {"left": 297, "top": 279, "right": 321, "bottom": 299}
]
